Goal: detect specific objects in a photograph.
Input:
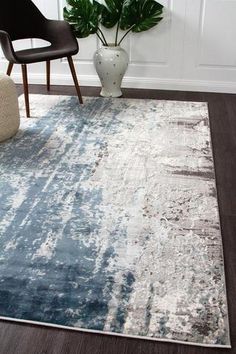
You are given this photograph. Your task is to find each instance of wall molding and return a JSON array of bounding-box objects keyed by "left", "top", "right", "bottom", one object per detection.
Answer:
[{"left": 11, "top": 73, "right": 236, "bottom": 94}]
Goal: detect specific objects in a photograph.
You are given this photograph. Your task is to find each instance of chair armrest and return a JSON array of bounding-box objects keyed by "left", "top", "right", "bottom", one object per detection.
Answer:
[{"left": 0, "top": 31, "right": 18, "bottom": 63}]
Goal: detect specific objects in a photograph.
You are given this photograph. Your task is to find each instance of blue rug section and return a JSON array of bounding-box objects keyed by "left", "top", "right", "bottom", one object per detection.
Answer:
[{"left": 0, "top": 97, "right": 129, "bottom": 330}]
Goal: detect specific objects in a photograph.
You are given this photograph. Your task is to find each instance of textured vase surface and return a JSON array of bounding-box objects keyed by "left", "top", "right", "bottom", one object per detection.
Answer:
[{"left": 93, "top": 45, "right": 129, "bottom": 97}]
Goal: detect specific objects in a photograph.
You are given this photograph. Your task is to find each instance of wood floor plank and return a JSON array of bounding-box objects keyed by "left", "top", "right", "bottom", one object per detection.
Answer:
[{"left": 0, "top": 85, "right": 235, "bottom": 354}]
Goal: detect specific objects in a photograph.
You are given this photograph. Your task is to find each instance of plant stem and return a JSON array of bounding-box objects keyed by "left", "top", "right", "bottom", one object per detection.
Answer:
[
  {"left": 115, "top": 21, "right": 120, "bottom": 46},
  {"left": 97, "top": 27, "right": 108, "bottom": 46},
  {"left": 118, "top": 26, "right": 135, "bottom": 46},
  {"left": 96, "top": 32, "right": 106, "bottom": 45}
]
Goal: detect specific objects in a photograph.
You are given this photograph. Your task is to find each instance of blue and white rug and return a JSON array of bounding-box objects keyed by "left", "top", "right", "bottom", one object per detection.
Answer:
[{"left": 0, "top": 95, "right": 231, "bottom": 347}]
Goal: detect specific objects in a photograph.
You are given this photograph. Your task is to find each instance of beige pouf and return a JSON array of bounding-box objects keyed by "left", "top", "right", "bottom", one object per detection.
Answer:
[{"left": 0, "top": 73, "right": 20, "bottom": 142}]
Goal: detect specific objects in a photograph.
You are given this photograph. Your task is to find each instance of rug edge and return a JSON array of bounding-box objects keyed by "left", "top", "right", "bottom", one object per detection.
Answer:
[
  {"left": 18, "top": 94, "right": 209, "bottom": 105},
  {"left": 10, "top": 96, "right": 231, "bottom": 348},
  {"left": 0, "top": 316, "right": 231, "bottom": 348},
  {"left": 206, "top": 101, "right": 232, "bottom": 348}
]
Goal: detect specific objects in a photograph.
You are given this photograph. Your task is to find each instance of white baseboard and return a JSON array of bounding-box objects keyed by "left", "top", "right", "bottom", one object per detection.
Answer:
[{"left": 11, "top": 73, "right": 236, "bottom": 94}]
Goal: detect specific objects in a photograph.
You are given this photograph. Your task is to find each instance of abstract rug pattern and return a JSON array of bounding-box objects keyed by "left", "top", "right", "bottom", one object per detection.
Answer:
[{"left": 0, "top": 95, "right": 230, "bottom": 347}]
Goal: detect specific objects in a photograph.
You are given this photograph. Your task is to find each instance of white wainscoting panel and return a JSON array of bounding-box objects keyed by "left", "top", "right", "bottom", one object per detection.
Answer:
[
  {"left": 0, "top": 0, "right": 236, "bottom": 93},
  {"left": 182, "top": 0, "right": 236, "bottom": 85}
]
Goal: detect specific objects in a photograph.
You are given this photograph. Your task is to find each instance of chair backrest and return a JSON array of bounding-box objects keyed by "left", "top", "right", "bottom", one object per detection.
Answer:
[{"left": 0, "top": 0, "right": 47, "bottom": 40}]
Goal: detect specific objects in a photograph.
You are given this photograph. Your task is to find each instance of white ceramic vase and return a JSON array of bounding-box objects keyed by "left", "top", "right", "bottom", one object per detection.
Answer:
[{"left": 93, "top": 45, "right": 129, "bottom": 97}]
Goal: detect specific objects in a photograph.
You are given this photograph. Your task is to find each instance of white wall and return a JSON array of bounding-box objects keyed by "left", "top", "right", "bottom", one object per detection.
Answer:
[{"left": 1, "top": 0, "right": 236, "bottom": 93}]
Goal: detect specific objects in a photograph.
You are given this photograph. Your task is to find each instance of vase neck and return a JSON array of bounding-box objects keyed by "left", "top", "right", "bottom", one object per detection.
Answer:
[{"left": 103, "top": 44, "right": 121, "bottom": 49}]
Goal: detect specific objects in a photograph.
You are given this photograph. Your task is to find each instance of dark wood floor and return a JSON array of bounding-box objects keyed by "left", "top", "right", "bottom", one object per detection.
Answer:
[{"left": 0, "top": 85, "right": 235, "bottom": 354}]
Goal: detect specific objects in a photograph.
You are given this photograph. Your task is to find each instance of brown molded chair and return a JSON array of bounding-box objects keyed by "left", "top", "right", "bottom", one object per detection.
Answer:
[{"left": 0, "top": 0, "right": 83, "bottom": 117}]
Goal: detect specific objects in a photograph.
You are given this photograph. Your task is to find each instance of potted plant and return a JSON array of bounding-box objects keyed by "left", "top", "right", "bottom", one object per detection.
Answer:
[{"left": 64, "top": 0, "right": 164, "bottom": 97}]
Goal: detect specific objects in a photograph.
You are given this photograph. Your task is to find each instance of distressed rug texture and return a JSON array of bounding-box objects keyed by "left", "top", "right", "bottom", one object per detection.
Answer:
[{"left": 0, "top": 95, "right": 230, "bottom": 347}]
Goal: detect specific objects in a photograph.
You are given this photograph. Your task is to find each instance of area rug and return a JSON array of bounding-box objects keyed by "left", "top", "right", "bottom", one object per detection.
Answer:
[{"left": 0, "top": 95, "right": 231, "bottom": 348}]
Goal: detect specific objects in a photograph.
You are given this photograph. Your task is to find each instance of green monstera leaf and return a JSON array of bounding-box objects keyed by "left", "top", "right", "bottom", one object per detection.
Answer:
[
  {"left": 64, "top": 0, "right": 164, "bottom": 46},
  {"left": 64, "top": 0, "right": 100, "bottom": 38},
  {"left": 95, "top": 0, "right": 125, "bottom": 28},
  {"left": 120, "top": 0, "right": 163, "bottom": 32}
]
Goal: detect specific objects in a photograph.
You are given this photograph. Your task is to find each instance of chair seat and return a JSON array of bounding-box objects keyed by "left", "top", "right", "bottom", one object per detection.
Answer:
[{"left": 15, "top": 44, "right": 78, "bottom": 63}]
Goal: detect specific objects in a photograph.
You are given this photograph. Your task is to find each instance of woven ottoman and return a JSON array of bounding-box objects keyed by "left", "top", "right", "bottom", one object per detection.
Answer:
[{"left": 0, "top": 73, "right": 20, "bottom": 142}]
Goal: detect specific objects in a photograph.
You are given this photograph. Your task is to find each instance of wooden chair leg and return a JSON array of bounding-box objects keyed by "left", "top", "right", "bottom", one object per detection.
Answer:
[
  {"left": 6, "top": 62, "right": 14, "bottom": 76},
  {"left": 67, "top": 56, "right": 83, "bottom": 104},
  {"left": 46, "top": 60, "right": 50, "bottom": 91},
  {"left": 21, "top": 64, "right": 30, "bottom": 118}
]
